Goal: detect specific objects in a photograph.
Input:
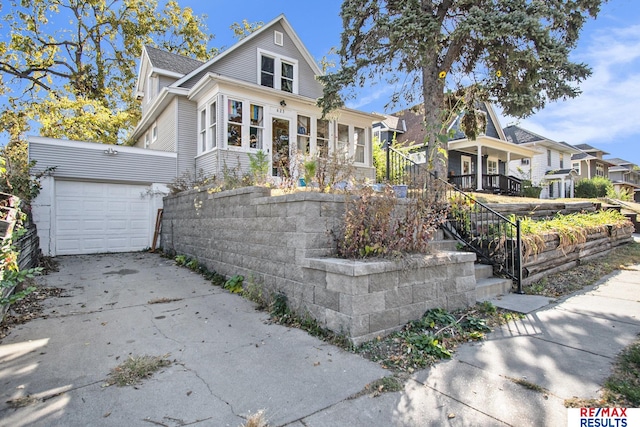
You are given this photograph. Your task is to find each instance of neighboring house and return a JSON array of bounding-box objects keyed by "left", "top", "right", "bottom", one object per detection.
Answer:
[
  {"left": 606, "top": 158, "right": 640, "bottom": 202},
  {"left": 503, "top": 125, "right": 580, "bottom": 199},
  {"left": 377, "top": 103, "right": 537, "bottom": 195},
  {"left": 29, "top": 14, "right": 379, "bottom": 257},
  {"left": 132, "top": 14, "right": 378, "bottom": 182},
  {"left": 571, "top": 143, "right": 614, "bottom": 181},
  {"left": 372, "top": 115, "right": 406, "bottom": 148}
]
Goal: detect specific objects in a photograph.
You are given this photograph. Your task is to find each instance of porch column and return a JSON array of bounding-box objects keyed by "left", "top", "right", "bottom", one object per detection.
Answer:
[
  {"left": 560, "top": 177, "right": 566, "bottom": 198},
  {"left": 570, "top": 178, "right": 575, "bottom": 198},
  {"left": 476, "top": 144, "right": 483, "bottom": 191},
  {"left": 506, "top": 152, "right": 511, "bottom": 174}
]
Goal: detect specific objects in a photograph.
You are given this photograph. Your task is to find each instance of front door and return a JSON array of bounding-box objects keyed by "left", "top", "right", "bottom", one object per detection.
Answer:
[
  {"left": 272, "top": 117, "right": 290, "bottom": 177},
  {"left": 461, "top": 155, "right": 473, "bottom": 189}
]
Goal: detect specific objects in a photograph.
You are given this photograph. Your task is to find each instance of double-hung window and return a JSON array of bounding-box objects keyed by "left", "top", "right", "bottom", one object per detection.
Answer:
[
  {"left": 297, "top": 115, "right": 310, "bottom": 154},
  {"left": 354, "top": 127, "right": 365, "bottom": 163},
  {"left": 208, "top": 101, "right": 217, "bottom": 149},
  {"left": 259, "top": 50, "right": 297, "bottom": 93},
  {"left": 199, "top": 109, "right": 207, "bottom": 152},
  {"left": 249, "top": 104, "right": 264, "bottom": 149},
  {"left": 316, "top": 119, "right": 329, "bottom": 157},
  {"left": 337, "top": 124, "right": 349, "bottom": 155},
  {"left": 228, "top": 99, "right": 243, "bottom": 147}
]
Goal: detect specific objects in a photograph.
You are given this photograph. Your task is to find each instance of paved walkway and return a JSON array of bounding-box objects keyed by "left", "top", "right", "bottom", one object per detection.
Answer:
[{"left": 0, "top": 250, "right": 638, "bottom": 426}]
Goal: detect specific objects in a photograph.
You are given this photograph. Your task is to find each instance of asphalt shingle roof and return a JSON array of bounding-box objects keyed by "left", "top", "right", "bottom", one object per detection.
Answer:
[{"left": 145, "top": 46, "right": 204, "bottom": 76}]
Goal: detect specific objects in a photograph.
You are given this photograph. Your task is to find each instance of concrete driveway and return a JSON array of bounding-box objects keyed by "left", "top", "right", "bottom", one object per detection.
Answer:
[{"left": 1, "top": 251, "right": 639, "bottom": 426}]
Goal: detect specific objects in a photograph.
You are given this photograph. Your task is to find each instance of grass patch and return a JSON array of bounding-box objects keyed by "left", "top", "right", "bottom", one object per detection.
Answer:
[
  {"left": 565, "top": 337, "right": 640, "bottom": 408},
  {"left": 106, "top": 354, "right": 172, "bottom": 387},
  {"left": 603, "top": 339, "right": 640, "bottom": 406},
  {"left": 525, "top": 241, "right": 640, "bottom": 297},
  {"left": 356, "top": 304, "right": 522, "bottom": 372},
  {"left": 241, "top": 410, "right": 270, "bottom": 427}
]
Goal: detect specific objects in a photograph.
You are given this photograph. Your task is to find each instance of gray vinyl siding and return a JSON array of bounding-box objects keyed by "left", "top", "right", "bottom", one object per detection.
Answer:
[
  {"left": 159, "top": 75, "right": 177, "bottom": 89},
  {"left": 219, "top": 150, "right": 251, "bottom": 175},
  {"left": 180, "top": 22, "right": 323, "bottom": 99},
  {"left": 28, "top": 139, "right": 177, "bottom": 184},
  {"left": 195, "top": 151, "right": 218, "bottom": 176},
  {"left": 176, "top": 97, "right": 198, "bottom": 176},
  {"left": 151, "top": 102, "right": 176, "bottom": 152}
]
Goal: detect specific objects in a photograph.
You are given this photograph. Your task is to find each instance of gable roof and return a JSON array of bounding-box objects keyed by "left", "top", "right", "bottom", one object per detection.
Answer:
[
  {"left": 144, "top": 45, "right": 205, "bottom": 76},
  {"left": 503, "top": 125, "right": 580, "bottom": 154},
  {"left": 573, "top": 143, "right": 610, "bottom": 156},
  {"left": 174, "top": 14, "right": 323, "bottom": 89}
]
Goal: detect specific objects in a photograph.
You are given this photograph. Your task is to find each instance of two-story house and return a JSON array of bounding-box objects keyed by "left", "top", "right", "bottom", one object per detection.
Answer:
[
  {"left": 503, "top": 125, "right": 580, "bottom": 199},
  {"left": 28, "top": 14, "right": 378, "bottom": 256},
  {"left": 131, "top": 14, "right": 378, "bottom": 182},
  {"left": 571, "top": 144, "right": 614, "bottom": 181},
  {"left": 606, "top": 158, "right": 640, "bottom": 202}
]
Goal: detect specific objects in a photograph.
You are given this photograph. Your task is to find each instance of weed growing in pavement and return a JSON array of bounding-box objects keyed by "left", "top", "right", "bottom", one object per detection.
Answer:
[
  {"left": 106, "top": 354, "right": 172, "bottom": 387},
  {"left": 509, "top": 377, "right": 548, "bottom": 394},
  {"left": 603, "top": 338, "right": 640, "bottom": 406},
  {"left": 224, "top": 275, "right": 244, "bottom": 293}
]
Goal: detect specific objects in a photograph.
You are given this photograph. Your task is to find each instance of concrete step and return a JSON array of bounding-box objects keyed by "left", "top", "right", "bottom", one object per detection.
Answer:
[
  {"left": 475, "top": 276, "right": 513, "bottom": 301},
  {"left": 474, "top": 263, "right": 493, "bottom": 281},
  {"left": 429, "top": 239, "right": 458, "bottom": 252}
]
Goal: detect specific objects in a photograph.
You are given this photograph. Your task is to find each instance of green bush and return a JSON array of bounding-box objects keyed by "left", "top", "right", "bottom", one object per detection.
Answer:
[{"left": 575, "top": 176, "right": 613, "bottom": 198}]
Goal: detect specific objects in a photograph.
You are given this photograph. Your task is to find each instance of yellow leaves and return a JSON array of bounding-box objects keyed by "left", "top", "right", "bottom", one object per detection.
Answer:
[
  {"left": 496, "top": 70, "right": 502, "bottom": 77},
  {"left": 438, "top": 70, "right": 447, "bottom": 79}
]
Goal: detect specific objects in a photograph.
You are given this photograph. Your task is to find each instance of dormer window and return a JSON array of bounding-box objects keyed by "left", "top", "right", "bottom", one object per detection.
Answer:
[{"left": 258, "top": 49, "right": 297, "bottom": 93}]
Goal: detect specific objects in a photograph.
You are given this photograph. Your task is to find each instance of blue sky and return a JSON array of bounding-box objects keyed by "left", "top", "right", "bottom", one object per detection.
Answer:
[
  {"left": 3, "top": 0, "right": 638, "bottom": 166},
  {"left": 182, "top": 0, "right": 639, "bottom": 165}
]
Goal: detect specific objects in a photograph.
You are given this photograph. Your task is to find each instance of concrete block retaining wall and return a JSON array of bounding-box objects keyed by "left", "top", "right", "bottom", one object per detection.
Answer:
[{"left": 161, "top": 186, "right": 476, "bottom": 344}]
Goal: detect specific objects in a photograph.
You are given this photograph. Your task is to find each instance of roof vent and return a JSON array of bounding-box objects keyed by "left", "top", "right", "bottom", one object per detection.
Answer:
[{"left": 274, "top": 31, "right": 283, "bottom": 46}]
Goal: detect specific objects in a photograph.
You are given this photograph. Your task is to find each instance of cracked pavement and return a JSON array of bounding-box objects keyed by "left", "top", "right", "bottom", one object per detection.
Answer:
[{"left": 1, "top": 251, "right": 639, "bottom": 426}]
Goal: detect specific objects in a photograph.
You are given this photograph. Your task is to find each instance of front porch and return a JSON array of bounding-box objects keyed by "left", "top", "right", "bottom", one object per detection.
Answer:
[
  {"left": 446, "top": 135, "right": 537, "bottom": 196},
  {"left": 449, "top": 173, "right": 522, "bottom": 196}
]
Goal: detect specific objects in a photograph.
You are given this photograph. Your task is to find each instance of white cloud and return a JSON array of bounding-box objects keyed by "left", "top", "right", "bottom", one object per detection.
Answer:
[{"left": 511, "top": 23, "right": 640, "bottom": 149}]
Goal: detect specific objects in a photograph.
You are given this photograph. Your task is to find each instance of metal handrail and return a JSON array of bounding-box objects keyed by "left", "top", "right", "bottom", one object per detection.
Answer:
[{"left": 384, "top": 147, "right": 523, "bottom": 292}]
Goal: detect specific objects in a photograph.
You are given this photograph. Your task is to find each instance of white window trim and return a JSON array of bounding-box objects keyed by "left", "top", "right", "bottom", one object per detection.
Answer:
[
  {"left": 274, "top": 30, "right": 283, "bottom": 46},
  {"left": 208, "top": 99, "right": 217, "bottom": 151},
  {"left": 222, "top": 95, "right": 268, "bottom": 152},
  {"left": 198, "top": 108, "right": 207, "bottom": 154},
  {"left": 257, "top": 48, "right": 299, "bottom": 94},
  {"left": 151, "top": 122, "right": 158, "bottom": 142},
  {"left": 354, "top": 126, "right": 367, "bottom": 165},
  {"left": 487, "top": 156, "right": 499, "bottom": 175}
]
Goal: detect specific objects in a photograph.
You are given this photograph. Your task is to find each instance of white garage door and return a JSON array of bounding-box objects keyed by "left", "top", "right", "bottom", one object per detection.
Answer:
[{"left": 55, "top": 181, "right": 152, "bottom": 255}]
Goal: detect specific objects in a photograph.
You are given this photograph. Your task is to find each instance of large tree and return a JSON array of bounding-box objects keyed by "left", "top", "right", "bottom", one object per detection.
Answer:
[
  {"left": 0, "top": 0, "right": 217, "bottom": 145},
  {"left": 319, "top": 0, "right": 605, "bottom": 177}
]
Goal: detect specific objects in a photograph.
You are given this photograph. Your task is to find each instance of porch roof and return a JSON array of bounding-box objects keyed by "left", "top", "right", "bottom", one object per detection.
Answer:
[
  {"left": 544, "top": 169, "right": 578, "bottom": 180},
  {"left": 449, "top": 136, "right": 539, "bottom": 162}
]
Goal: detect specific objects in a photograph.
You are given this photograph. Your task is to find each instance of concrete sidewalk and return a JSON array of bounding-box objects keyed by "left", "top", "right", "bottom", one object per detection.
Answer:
[{"left": 0, "top": 252, "right": 638, "bottom": 426}]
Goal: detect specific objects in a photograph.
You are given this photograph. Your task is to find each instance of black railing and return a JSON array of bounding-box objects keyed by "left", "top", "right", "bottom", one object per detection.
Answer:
[
  {"left": 449, "top": 174, "right": 522, "bottom": 196},
  {"left": 384, "top": 147, "right": 523, "bottom": 292}
]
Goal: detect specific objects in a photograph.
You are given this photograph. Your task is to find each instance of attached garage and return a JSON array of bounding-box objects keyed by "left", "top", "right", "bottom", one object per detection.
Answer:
[
  {"left": 54, "top": 181, "right": 154, "bottom": 255},
  {"left": 29, "top": 137, "right": 178, "bottom": 256}
]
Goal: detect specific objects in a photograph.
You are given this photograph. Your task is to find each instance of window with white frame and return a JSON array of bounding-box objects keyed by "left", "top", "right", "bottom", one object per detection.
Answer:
[
  {"left": 249, "top": 104, "right": 264, "bottom": 149},
  {"left": 316, "top": 119, "right": 329, "bottom": 157},
  {"left": 297, "top": 115, "right": 310, "bottom": 154},
  {"left": 572, "top": 161, "right": 580, "bottom": 174},
  {"left": 560, "top": 153, "right": 564, "bottom": 169},
  {"left": 337, "top": 123, "right": 349, "bottom": 154},
  {"left": 152, "top": 123, "right": 157, "bottom": 142},
  {"left": 199, "top": 109, "right": 207, "bottom": 152},
  {"left": 596, "top": 162, "right": 604, "bottom": 177},
  {"left": 281, "top": 62, "right": 294, "bottom": 93},
  {"left": 208, "top": 101, "right": 217, "bottom": 149},
  {"left": 487, "top": 157, "right": 498, "bottom": 175},
  {"left": 144, "top": 132, "right": 150, "bottom": 148},
  {"left": 227, "top": 99, "right": 243, "bottom": 147},
  {"left": 354, "top": 127, "right": 365, "bottom": 163},
  {"left": 521, "top": 158, "right": 530, "bottom": 165},
  {"left": 258, "top": 50, "right": 297, "bottom": 93}
]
